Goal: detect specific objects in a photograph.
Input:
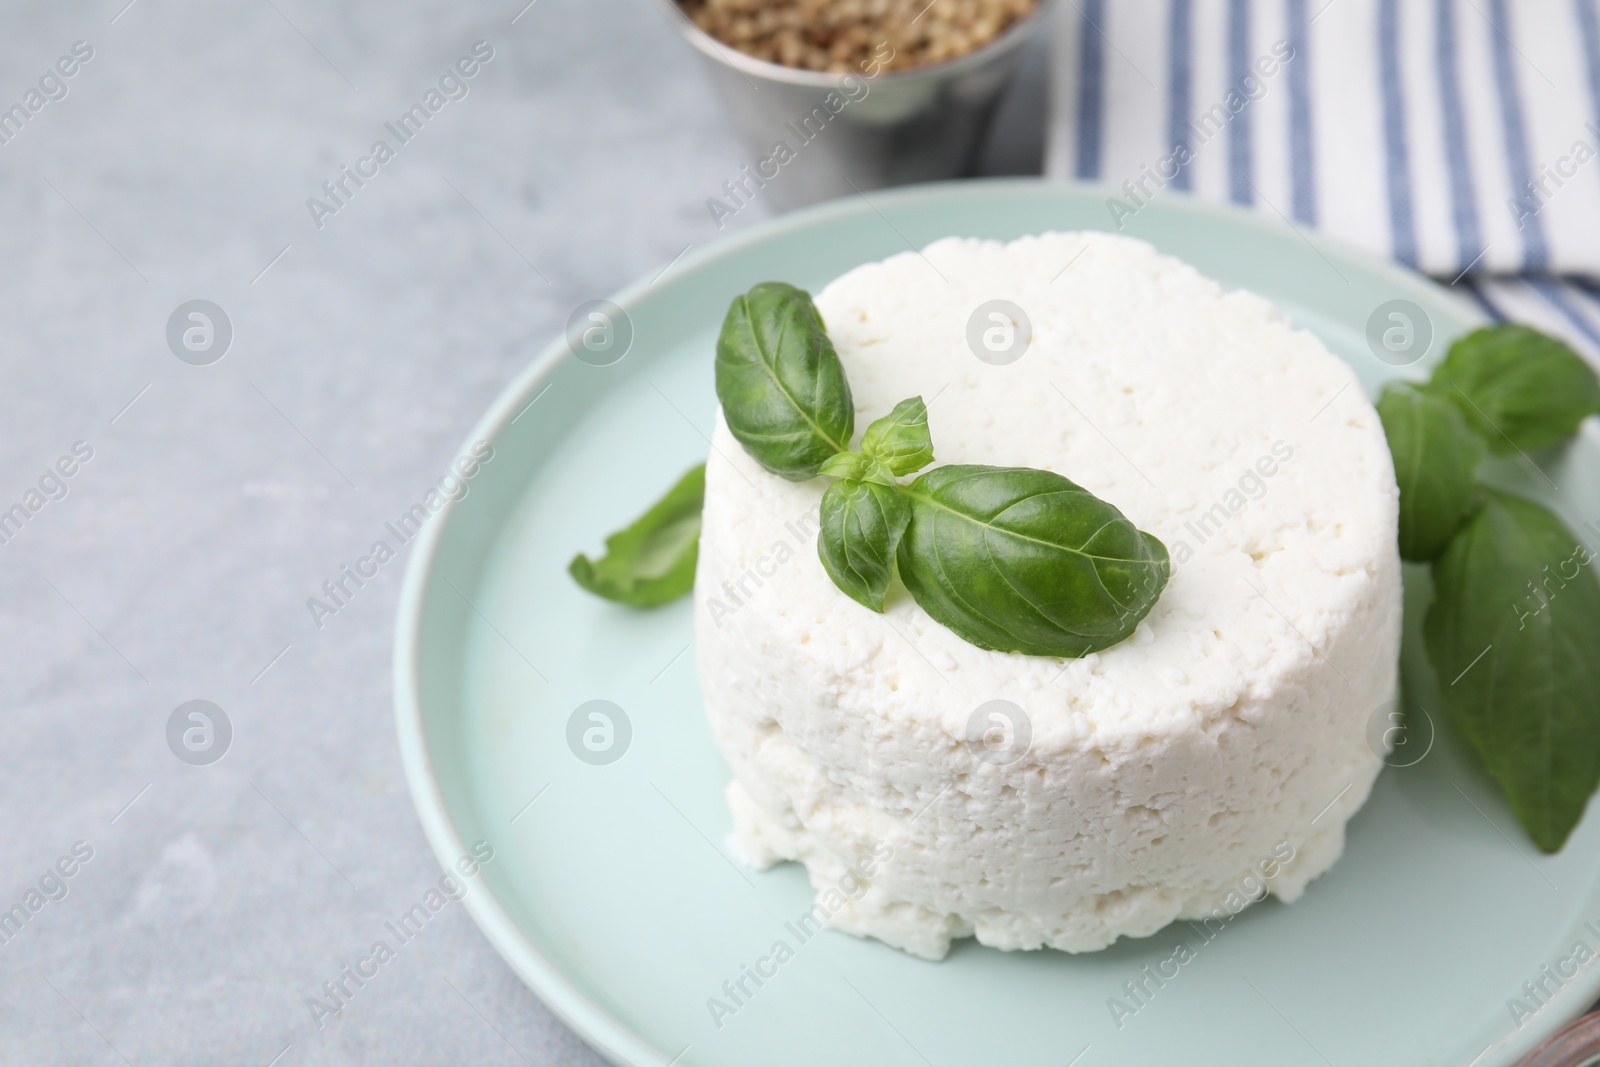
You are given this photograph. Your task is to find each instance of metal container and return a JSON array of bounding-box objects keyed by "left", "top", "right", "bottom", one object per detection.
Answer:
[{"left": 659, "top": 1, "right": 1051, "bottom": 210}]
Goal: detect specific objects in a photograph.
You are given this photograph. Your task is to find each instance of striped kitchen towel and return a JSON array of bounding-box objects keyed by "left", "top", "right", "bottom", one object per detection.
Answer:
[{"left": 1044, "top": 0, "right": 1600, "bottom": 360}]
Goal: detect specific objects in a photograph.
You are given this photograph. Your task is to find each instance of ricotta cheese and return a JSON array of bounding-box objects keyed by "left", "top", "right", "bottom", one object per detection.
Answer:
[{"left": 694, "top": 232, "right": 1402, "bottom": 959}]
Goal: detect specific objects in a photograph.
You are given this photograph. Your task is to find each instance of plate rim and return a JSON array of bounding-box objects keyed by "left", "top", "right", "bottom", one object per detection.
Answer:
[{"left": 393, "top": 176, "right": 1594, "bottom": 1067}]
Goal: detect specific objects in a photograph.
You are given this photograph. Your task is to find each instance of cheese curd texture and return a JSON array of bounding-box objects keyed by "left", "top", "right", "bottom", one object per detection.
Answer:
[{"left": 694, "top": 233, "right": 1401, "bottom": 959}]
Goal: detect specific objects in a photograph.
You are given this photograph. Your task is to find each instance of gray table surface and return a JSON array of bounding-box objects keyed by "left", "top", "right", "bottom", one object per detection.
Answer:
[{"left": 0, "top": 2, "right": 1046, "bottom": 1063}]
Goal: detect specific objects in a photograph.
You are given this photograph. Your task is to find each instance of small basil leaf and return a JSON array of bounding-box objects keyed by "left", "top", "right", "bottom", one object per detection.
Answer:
[
  {"left": 1429, "top": 324, "right": 1600, "bottom": 454},
  {"left": 817, "top": 479, "right": 911, "bottom": 612},
  {"left": 860, "top": 396, "right": 935, "bottom": 477},
  {"left": 897, "top": 465, "right": 1170, "bottom": 657},
  {"left": 1377, "top": 382, "right": 1485, "bottom": 562},
  {"left": 569, "top": 464, "right": 704, "bottom": 607},
  {"left": 1424, "top": 489, "right": 1600, "bottom": 852},
  {"left": 715, "top": 282, "right": 854, "bottom": 480},
  {"left": 819, "top": 450, "right": 872, "bottom": 482}
]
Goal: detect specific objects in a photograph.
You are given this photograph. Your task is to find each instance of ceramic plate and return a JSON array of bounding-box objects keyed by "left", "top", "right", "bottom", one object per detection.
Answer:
[{"left": 395, "top": 179, "right": 1600, "bottom": 1067}]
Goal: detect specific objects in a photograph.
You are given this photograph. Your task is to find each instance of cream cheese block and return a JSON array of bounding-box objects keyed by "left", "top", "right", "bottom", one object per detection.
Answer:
[{"left": 694, "top": 232, "right": 1402, "bottom": 959}]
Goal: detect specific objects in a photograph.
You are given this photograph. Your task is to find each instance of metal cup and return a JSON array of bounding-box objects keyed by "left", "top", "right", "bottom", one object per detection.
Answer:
[{"left": 659, "top": 1, "right": 1052, "bottom": 210}]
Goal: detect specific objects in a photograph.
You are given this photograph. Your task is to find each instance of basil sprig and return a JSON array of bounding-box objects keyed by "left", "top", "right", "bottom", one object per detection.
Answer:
[
  {"left": 857, "top": 395, "right": 936, "bottom": 479},
  {"left": 899, "top": 466, "right": 1170, "bottom": 656},
  {"left": 1425, "top": 490, "right": 1600, "bottom": 852},
  {"left": 1428, "top": 324, "right": 1600, "bottom": 453},
  {"left": 818, "top": 477, "right": 911, "bottom": 611},
  {"left": 569, "top": 464, "right": 705, "bottom": 606},
  {"left": 715, "top": 282, "right": 854, "bottom": 481},
  {"left": 1378, "top": 322, "right": 1600, "bottom": 851},
  {"left": 1376, "top": 383, "right": 1484, "bottom": 562},
  {"left": 718, "top": 283, "right": 1169, "bottom": 657},
  {"left": 814, "top": 396, "right": 931, "bottom": 609}
]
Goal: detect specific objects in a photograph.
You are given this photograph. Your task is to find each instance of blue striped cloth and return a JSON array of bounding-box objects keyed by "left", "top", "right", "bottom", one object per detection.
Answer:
[{"left": 1044, "top": 0, "right": 1600, "bottom": 363}]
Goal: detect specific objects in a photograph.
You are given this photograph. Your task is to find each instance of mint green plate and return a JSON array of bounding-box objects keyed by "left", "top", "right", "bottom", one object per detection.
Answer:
[{"left": 395, "top": 179, "right": 1600, "bottom": 1067}]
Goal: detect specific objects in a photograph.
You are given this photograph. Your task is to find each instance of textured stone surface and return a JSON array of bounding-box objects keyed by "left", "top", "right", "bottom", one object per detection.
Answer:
[{"left": 0, "top": 1, "right": 1045, "bottom": 1063}]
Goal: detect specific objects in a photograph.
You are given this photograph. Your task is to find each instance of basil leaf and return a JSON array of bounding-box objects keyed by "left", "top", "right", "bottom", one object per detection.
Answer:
[
  {"left": 715, "top": 282, "right": 854, "bottom": 480},
  {"left": 818, "top": 450, "right": 873, "bottom": 482},
  {"left": 1377, "top": 382, "right": 1485, "bottom": 562},
  {"left": 1424, "top": 489, "right": 1600, "bottom": 852},
  {"left": 1429, "top": 324, "right": 1600, "bottom": 454},
  {"left": 897, "top": 465, "right": 1170, "bottom": 657},
  {"left": 817, "top": 478, "right": 911, "bottom": 612},
  {"left": 569, "top": 464, "right": 704, "bottom": 607},
  {"left": 860, "top": 396, "right": 934, "bottom": 477}
]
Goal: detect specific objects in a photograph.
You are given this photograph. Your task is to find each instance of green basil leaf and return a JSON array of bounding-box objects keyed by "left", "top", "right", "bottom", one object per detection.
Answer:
[
  {"left": 715, "top": 282, "right": 854, "bottom": 480},
  {"left": 860, "top": 396, "right": 935, "bottom": 477},
  {"left": 1428, "top": 324, "right": 1600, "bottom": 454},
  {"left": 1377, "top": 382, "right": 1485, "bottom": 562},
  {"left": 569, "top": 464, "right": 704, "bottom": 607},
  {"left": 818, "top": 450, "right": 872, "bottom": 482},
  {"left": 817, "top": 478, "right": 911, "bottom": 612},
  {"left": 819, "top": 449, "right": 896, "bottom": 487},
  {"left": 1424, "top": 489, "right": 1600, "bottom": 852},
  {"left": 897, "top": 465, "right": 1170, "bottom": 657}
]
